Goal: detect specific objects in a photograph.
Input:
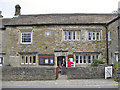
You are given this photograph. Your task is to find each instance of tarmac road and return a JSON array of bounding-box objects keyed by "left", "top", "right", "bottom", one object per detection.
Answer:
[{"left": 2, "top": 79, "right": 119, "bottom": 88}]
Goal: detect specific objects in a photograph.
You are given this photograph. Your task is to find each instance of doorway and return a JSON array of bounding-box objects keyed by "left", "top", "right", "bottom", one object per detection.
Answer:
[{"left": 57, "top": 56, "right": 65, "bottom": 73}]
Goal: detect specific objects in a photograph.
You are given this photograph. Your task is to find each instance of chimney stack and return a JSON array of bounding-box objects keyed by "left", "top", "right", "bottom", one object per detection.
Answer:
[{"left": 15, "top": 4, "right": 21, "bottom": 16}]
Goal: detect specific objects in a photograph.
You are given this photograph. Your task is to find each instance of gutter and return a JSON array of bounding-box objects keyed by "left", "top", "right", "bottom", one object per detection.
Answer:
[{"left": 105, "top": 25, "right": 109, "bottom": 65}]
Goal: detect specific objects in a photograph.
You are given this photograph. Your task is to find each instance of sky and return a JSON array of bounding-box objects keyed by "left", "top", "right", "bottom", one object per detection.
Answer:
[{"left": 0, "top": 0, "right": 120, "bottom": 18}]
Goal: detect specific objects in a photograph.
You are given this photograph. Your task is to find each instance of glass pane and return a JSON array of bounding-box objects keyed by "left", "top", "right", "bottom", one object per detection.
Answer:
[
  {"left": 22, "top": 33, "right": 31, "bottom": 43},
  {"left": 33, "top": 56, "right": 36, "bottom": 63},
  {"left": 88, "top": 56, "right": 91, "bottom": 63},
  {"left": 83, "top": 56, "right": 86, "bottom": 63},
  {"left": 40, "top": 58, "right": 43, "bottom": 64},
  {"left": 45, "top": 58, "right": 49, "bottom": 64},
  {"left": 73, "top": 31, "right": 75, "bottom": 40},
  {"left": 64, "top": 31, "right": 67, "bottom": 40},
  {"left": 68, "top": 31, "right": 72, "bottom": 40},
  {"left": 25, "top": 56, "right": 28, "bottom": 64},
  {"left": 93, "top": 32, "right": 95, "bottom": 40},
  {"left": 50, "top": 58, "right": 54, "bottom": 64},
  {"left": 29, "top": 56, "right": 32, "bottom": 64},
  {"left": 88, "top": 32, "right": 91, "bottom": 40},
  {"left": 21, "top": 56, "right": 24, "bottom": 64},
  {"left": 80, "top": 56, "right": 82, "bottom": 63}
]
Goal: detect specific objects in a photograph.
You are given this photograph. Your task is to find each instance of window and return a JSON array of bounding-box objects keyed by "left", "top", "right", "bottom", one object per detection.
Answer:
[
  {"left": 115, "top": 54, "right": 119, "bottom": 62},
  {"left": 75, "top": 54, "right": 99, "bottom": 64},
  {"left": 92, "top": 32, "right": 95, "bottom": 41},
  {"left": 21, "top": 55, "right": 36, "bottom": 65},
  {"left": 108, "top": 31, "right": 111, "bottom": 41},
  {"left": 21, "top": 32, "right": 32, "bottom": 44},
  {"left": 68, "top": 31, "right": 72, "bottom": 40},
  {"left": 39, "top": 58, "right": 44, "bottom": 64},
  {"left": 83, "top": 56, "right": 86, "bottom": 63},
  {"left": 73, "top": 31, "right": 76, "bottom": 40},
  {"left": 77, "top": 31, "right": 80, "bottom": 40},
  {"left": 88, "top": 56, "right": 91, "bottom": 63},
  {"left": 33, "top": 56, "right": 36, "bottom": 64},
  {"left": 45, "top": 58, "right": 49, "bottom": 64},
  {"left": 45, "top": 31, "right": 50, "bottom": 36},
  {"left": 64, "top": 31, "right": 67, "bottom": 40},
  {"left": 80, "top": 56, "right": 82, "bottom": 63},
  {"left": 50, "top": 58, "right": 54, "bottom": 64},
  {"left": 88, "top": 32, "right": 101, "bottom": 41},
  {"left": 88, "top": 32, "right": 92, "bottom": 41},
  {"left": 96, "top": 32, "right": 100, "bottom": 41},
  {"left": 39, "top": 56, "right": 54, "bottom": 65},
  {"left": 21, "top": 56, "right": 24, "bottom": 64},
  {"left": 75, "top": 56, "right": 78, "bottom": 63},
  {"left": 25, "top": 56, "right": 28, "bottom": 64},
  {"left": 92, "top": 56, "right": 95, "bottom": 60},
  {"left": 29, "top": 56, "right": 32, "bottom": 64},
  {"left": 64, "top": 31, "right": 81, "bottom": 41},
  {"left": 0, "top": 57, "right": 3, "bottom": 66}
]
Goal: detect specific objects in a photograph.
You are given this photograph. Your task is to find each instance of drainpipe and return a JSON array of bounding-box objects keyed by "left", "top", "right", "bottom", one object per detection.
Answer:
[{"left": 105, "top": 25, "right": 109, "bottom": 65}]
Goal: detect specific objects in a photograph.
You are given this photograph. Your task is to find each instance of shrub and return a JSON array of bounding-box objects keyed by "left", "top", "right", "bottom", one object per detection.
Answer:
[
  {"left": 91, "top": 59, "right": 104, "bottom": 66},
  {"left": 113, "top": 60, "right": 119, "bottom": 72}
]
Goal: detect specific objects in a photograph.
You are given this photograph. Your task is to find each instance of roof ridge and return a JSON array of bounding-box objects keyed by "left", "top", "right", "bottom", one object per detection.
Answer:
[{"left": 20, "top": 13, "right": 117, "bottom": 16}]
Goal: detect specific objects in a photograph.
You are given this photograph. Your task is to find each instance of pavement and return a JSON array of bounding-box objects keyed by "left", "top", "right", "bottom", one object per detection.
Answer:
[{"left": 2, "top": 74, "right": 119, "bottom": 88}]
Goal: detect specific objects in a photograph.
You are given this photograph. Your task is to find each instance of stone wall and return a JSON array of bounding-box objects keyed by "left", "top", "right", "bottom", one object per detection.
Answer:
[
  {"left": 66, "top": 65, "right": 105, "bottom": 79},
  {"left": 2, "top": 66, "right": 56, "bottom": 81}
]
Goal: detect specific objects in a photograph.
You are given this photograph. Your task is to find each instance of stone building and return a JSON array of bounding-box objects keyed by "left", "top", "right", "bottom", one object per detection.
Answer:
[
  {"left": 0, "top": 11, "right": 11, "bottom": 66},
  {"left": 1, "top": 5, "right": 120, "bottom": 69}
]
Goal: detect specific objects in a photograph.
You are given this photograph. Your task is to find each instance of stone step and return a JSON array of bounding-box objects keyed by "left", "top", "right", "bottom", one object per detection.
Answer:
[{"left": 57, "top": 74, "right": 67, "bottom": 80}]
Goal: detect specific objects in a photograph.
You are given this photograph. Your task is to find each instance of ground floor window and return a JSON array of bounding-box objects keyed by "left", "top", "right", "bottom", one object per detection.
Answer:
[
  {"left": 75, "top": 54, "right": 99, "bottom": 64},
  {"left": 39, "top": 56, "right": 54, "bottom": 65},
  {"left": 0, "top": 57, "right": 3, "bottom": 66},
  {"left": 21, "top": 55, "right": 36, "bottom": 65}
]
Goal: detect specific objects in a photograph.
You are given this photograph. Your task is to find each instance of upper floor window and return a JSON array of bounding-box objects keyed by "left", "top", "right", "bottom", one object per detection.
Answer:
[
  {"left": 64, "top": 31, "right": 81, "bottom": 41},
  {"left": 108, "top": 31, "right": 111, "bottom": 41},
  {"left": 21, "top": 32, "right": 32, "bottom": 44},
  {"left": 88, "top": 32, "right": 101, "bottom": 41}
]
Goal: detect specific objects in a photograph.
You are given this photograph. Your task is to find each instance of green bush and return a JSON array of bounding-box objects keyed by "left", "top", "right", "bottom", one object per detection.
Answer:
[
  {"left": 113, "top": 60, "right": 119, "bottom": 72},
  {"left": 91, "top": 59, "right": 104, "bottom": 66}
]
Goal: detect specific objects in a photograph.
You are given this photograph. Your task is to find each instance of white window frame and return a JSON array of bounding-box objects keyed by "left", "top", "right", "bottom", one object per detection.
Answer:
[
  {"left": 21, "top": 32, "right": 32, "bottom": 44},
  {"left": 21, "top": 56, "right": 24, "bottom": 65}
]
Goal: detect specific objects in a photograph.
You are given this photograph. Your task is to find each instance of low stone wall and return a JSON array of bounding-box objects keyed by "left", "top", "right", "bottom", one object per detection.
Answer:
[
  {"left": 66, "top": 65, "right": 105, "bottom": 79},
  {"left": 2, "top": 66, "right": 56, "bottom": 81}
]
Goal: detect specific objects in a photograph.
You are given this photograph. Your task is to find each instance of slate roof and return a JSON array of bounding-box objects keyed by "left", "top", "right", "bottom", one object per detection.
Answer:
[
  {"left": 5, "top": 13, "right": 117, "bottom": 26},
  {"left": 2, "top": 18, "right": 11, "bottom": 28}
]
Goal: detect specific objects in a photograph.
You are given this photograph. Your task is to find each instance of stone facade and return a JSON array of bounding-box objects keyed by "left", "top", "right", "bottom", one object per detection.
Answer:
[
  {"left": 108, "top": 19, "right": 119, "bottom": 64},
  {"left": 5, "top": 25, "right": 107, "bottom": 67},
  {"left": 2, "top": 66, "right": 56, "bottom": 81}
]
